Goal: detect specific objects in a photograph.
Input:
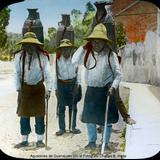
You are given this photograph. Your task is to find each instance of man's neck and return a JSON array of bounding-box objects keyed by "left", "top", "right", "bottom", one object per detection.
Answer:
[{"left": 62, "top": 55, "right": 71, "bottom": 61}]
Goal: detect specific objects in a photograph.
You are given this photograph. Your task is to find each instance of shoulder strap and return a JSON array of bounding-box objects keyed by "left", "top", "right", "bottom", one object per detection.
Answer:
[
  {"left": 36, "top": 51, "right": 44, "bottom": 81},
  {"left": 37, "top": 46, "right": 50, "bottom": 60},
  {"left": 108, "top": 49, "right": 114, "bottom": 78},
  {"left": 13, "top": 49, "right": 22, "bottom": 58},
  {"left": 55, "top": 25, "right": 67, "bottom": 79},
  {"left": 95, "top": 10, "right": 107, "bottom": 25},
  {"left": 55, "top": 55, "right": 59, "bottom": 80},
  {"left": 21, "top": 51, "right": 26, "bottom": 86}
]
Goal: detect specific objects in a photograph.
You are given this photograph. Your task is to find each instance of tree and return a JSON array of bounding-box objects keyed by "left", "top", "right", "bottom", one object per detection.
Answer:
[
  {"left": 0, "top": 7, "right": 10, "bottom": 48},
  {"left": 71, "top": 2, "right": 96, "bottom": 47},
  {"left": 115, "top": 22, "right": 127, "bottom": 48},
  {"left": 44, "top": 27, "right": 57, "bottom": 54},
  {"left": 71, "top": 9, "right": 82, "bottom": 27},
  {"left": 85, "top": 1, "right": 95, "bottom": 13}
]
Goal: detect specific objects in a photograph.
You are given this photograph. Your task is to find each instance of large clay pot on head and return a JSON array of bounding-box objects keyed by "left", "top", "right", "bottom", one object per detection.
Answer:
[
  {"left": 92, "top": 1, "right": 117, "bottom": 52},
  {"left": 56, "top": 14, "right": 74, "bottom": 46},
  {"left": 22, "top": 8, "right": 44, "bottom": 43}
]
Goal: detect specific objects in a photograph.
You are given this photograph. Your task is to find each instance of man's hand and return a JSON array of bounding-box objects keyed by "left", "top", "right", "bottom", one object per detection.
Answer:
[
  {"left": 17, "top": 89, "right": 21, "bottom": 92},
  {"left": 108, "top": 87, "right": 115, "bottom": 96},
  {"left": 55, "top": 90, "right": 59, "bottom": 97},
  {"left": 73, "top": 84, "right": 80, "bottom": 94},
  {"left": 45, "top": 90, "right": 51, "bottom": 100}
]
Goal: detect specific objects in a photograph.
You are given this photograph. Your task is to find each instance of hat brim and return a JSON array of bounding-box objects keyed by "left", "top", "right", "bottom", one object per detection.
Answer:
[
  {"left": 16, "top": 38, "right": 43, "bottom": 45},
  {"left": 56, "top": 45, "right": 77, "bottom": 52},
  {"left": 84, "top": 37, "right": 113, "bottom": 44}
]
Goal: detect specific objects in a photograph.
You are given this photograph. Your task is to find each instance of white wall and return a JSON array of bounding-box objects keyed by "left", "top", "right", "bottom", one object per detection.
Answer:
[{"left": 120, "top": 29, "right": 160, "bottom": 86}]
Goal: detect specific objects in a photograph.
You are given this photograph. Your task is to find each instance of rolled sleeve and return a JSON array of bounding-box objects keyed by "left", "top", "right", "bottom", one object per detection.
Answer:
[
  {"left": 76, "top": 66, "right": 81, "bottom": 85},
  {"left": 111, "top": 52, "right": 122, "bottom": 89},
  {"left": 43, "top": 56, "right": 52, "bottom": 91},
  {"left": 52, "top": 61, "right": 57, "bottom": 91},
  {"left": 14, "top": 54, "right": 21, "bottom": 91},
  {"left": 72, "top": 46, "right": 85, "bottom": 65}
]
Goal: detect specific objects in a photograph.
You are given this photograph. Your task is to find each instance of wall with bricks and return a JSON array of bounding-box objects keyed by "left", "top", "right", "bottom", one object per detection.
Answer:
[
  {"left": 112, "top": 0, "right": 158, "bottom": 42},
  {"left": 111, "top": 0, "right": 160, "bottom": 86}
]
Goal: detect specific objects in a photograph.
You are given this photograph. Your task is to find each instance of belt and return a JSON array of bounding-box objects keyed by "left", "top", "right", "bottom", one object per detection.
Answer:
[
  {"left": 23, "top": 80, "right": 44, "bottom": 86},
  {"left": 58, "top": 78, "right": 76, "bottom": 83}
]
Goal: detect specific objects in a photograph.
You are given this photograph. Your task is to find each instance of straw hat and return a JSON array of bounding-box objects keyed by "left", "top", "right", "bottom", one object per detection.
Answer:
[
  {"left": 84, "top": 23, "right": 112, "bottom": 43},
  {"left": 56, "top": 39, "right": 77, "bottom": 51},
  {"left": 17, "top": 32, "right": 43, "bottom": 45}
]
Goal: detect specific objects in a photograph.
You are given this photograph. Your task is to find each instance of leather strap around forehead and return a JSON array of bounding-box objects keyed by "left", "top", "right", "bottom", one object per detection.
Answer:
[
  {"left": 95, "top": 10, "right": 107, "bottom": 25},
  {"left": 61, "top": 26, "right": 67, "bottom": 41}
]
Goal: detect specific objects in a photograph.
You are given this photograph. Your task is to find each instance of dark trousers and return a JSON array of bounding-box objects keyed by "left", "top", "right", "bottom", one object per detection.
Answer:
[
  {"left": 115, "top": 87, "right": 130, "bottom": 120},
  {"left": 58, "top": 104, "right": 77, "bottom": 131},
  {"left": 20, "top": 116, "right": 45, "bottom": 135}
]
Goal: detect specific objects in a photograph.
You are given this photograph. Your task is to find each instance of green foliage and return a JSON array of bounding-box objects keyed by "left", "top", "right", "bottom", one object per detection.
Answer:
[
  {"left": 0, "top": 7, "right": 10, "bottom": 48},
  {"left": 116, "top": 22, "right": 127, "bottom": 48},
  {"left": 120, "top": 126, "right": 126, "bottom": 152},
  {"left": 0, "top": 7, "right": 12, "bottom": 61},
  {"left": 71, "top": 1, "right": 127, "bottom": 49},
  {"left": 85, "top": 1, "right": 95, "bottom": 13},
  {"left": 0, "top": 32, "right": 22, "bottom": 61},
  {"left": 120, "top": 95, "right": 129, "bottom": 152},
  {"left": 71, "top": 2, "right": 96, "bottom": 47},
  {"left": 44, "top": 27, "right": 57, "bottom": 54},
  {"left": 71, "top": 9, "right": 82, "bottom": 27}
]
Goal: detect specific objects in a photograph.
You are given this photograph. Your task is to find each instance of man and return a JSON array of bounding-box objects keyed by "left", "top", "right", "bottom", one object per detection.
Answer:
[
  {"left": 91, "top": 1, "right": 136, "bottom": 127},
  {"left": 72, "top": 23, "right": 122, "bottom": 150},
  {"left": 14, "top": 32, "right": 52, "bottom": 148},
  {"left": 53, "top": 39, "right": 81, "bottom": 136},
  {"left": 97, "top": 50, "right": 136, "bottom": 134},
  {"left": 116, "top": 47, "right": 136, "bottom": 125}
]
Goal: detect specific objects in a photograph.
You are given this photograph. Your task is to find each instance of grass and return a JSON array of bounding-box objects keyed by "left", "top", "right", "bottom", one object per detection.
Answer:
[
  {"left": 120, "top": 126, "right": 126, "bottom": 152},
  {"left": 120, "top": 94, "right": 130, "bottom": 152}
]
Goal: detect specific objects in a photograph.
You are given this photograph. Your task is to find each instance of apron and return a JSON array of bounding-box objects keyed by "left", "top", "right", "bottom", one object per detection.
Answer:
[
  {"left": 57, "top": 78, "right": 82, "bottom": 106},
  {"left": 17, "top": 81, "right": 45, "bottom": 117},
  {"left": 81, "top": 84, "right": 119, "bottom": 125}
]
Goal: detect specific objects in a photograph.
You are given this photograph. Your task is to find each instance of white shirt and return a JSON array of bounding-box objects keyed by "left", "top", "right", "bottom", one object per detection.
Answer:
[
  {"left": 52, "top": 55, "right": 81, "bottom": 90},
  {"left": 14, "top": 51, "right": 52, "bottom": 91},
  {"left": 72, "top": 46, "right": 122, "bottom": 89}
]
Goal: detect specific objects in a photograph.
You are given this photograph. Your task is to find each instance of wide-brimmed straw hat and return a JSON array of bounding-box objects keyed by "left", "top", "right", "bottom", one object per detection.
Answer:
[
  {"left": 84, "top": 23, "right": 112, "bottom": 43},
  {"left": 56, "top": 39, "right": 77, "bottom": 51},
  {"left": 16, "top": 32, "right": 43, "bottom": 45}
]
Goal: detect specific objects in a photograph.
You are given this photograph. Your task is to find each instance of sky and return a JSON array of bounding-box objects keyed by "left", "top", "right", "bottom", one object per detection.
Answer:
[{"left": 7, "top": 0, "right": 97, "bottom": 34}]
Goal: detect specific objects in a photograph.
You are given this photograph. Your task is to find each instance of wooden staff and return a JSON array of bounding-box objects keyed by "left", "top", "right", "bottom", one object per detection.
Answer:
[{"left": 101, "top": 95, "right": 110, "bottom": 154}]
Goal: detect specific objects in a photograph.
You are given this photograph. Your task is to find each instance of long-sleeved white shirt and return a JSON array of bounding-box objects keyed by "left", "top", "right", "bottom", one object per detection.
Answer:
[
  {"left": 52, "top": 55, "right": 81, "bottom": 90},
  {"left": 14, "top": 51, "right": 52, "bottom": 91},
  {"left": 72, "top": 46, "right": 122, "bottom": 89}
]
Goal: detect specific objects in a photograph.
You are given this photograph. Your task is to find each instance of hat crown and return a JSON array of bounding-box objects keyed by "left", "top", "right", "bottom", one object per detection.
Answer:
[
  {"left": 60, "top": 39, "right": 72, "bottom": 46},
  {"left": 84, "top": 23, "right": 112, "bottom": 43},
  {"left": 56, "top": 38, "right": 76, "bottom": 51},
  {"left": 92, "top": 23, "right": 107, "bottom": 35},
  {"left": 16, "top": 31, "right": 43, "bottom": 45},
  {"left": 23, "top": 32, "right": 37, "bottom": 39}
]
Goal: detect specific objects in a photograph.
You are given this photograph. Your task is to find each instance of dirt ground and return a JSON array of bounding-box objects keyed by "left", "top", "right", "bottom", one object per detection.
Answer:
[{"left": 0, "top": 62, "right": 129, "bottom": 159}]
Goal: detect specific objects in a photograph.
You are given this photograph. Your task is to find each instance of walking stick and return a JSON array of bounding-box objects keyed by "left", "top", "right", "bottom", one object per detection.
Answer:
[
  {"left": 45, "top": 97, "right": 49, "bottom": 150},
  {"left": 69, "top": 83, "right": 76, "bottom": 132},
  {"left": 56, "top": 101, "right": 59, "bottom": 118},
  {"left": 101, "top": 95, "right": 110, "bottom": 155},
  {"left": 69, "top": 108, "right": 72, "bottom": 131}
]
